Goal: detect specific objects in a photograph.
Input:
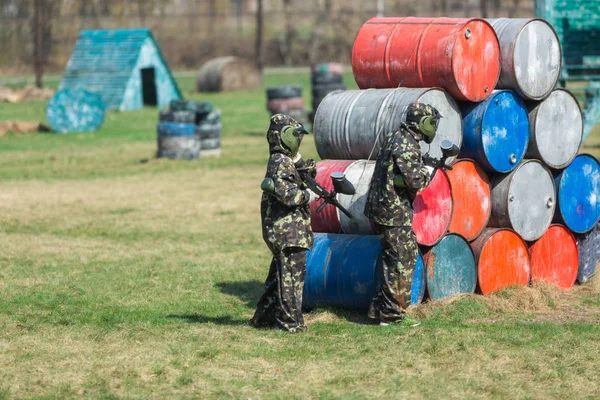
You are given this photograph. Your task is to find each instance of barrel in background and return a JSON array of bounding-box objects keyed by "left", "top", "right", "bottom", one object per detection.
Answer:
[
  {"left": 490, "top": 160, "right": 555, "bottom": 241},
  {"left": 311, "top": 63, "right": 346, "bottom": 120},
  {"left": 424, "top": 233, "right": 477, "bottom": 300},
  {"left": 529, "top": 224, "right": 578, "bottom": 289},
  {"left": 196, "top": 109, "right": 222, "bottom": 157},
  {"left": 447, "top": 159, "right": 492, "bottom": 240},
  {"left": 413, "top": 169, "right": 453, "bottom": 246},
  {"left": 460, "top": 90, "right": 529, "bottom": 173},
  {"left": 488, "top": 18, "right": 561, "bottom": 100},
  {"left": 46, "top": 88, "right": 106, "bottom": 134},
  {"left": 554, "top": 154, "right": 600, "bottom": 234},
  {"left": 156, "top": 122, "right": 200, "bottom": 160},
  {"left": 304, "top": 233, "right": 426, "bottom": 311},
  {"left": 314, "top": 88, "right": 462, "bottom": 162},
  {"left": 266, "top": 85, "right": 307, "bottom": 125},
  {"left": 527, "top": 89, "right": 583, "bottom": 169},
  {"left": 577, "top": 223, "right": 600, "bottom": 284},
  {"left": 352, "top": 17, "right": 501, "bottom": 101},
  {"left": 471, "top": 228, "right": 531, "bottom": 295}
]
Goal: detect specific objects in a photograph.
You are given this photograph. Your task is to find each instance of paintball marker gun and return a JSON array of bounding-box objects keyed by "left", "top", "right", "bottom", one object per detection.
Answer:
[
  {"left": 422, "top": 139, "right": 460, "bottom": 170},
  {"left": 295, "top": 158, "right": 356, "bottom": 219}
]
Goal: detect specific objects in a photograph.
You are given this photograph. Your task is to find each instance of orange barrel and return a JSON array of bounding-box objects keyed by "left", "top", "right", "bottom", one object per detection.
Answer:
[
  {"left": 446, "top": 159, "right": 491, "bottom": 240},
  {"left": 352, "top": 17, "right": 501, "bottom": 102},
  {"left": 529, "top": 224, "right": 578, "bottom": 289},
  {"left": 413, "top": 169, "right": 453, "bottom": 246},
  {"left": 471, "top": 228, "right": 531, "bottom": 295},
  {"left": 310, "top": 160, "right": 355, "bottom": 233}
]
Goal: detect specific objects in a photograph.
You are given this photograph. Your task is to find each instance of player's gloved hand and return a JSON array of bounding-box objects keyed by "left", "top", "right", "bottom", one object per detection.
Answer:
[
  {"left": 308, "top": 189, "right": 319, "bottom": 203},
  {"left": 303, "top": 158, "right": 317, "bottom": 178}
]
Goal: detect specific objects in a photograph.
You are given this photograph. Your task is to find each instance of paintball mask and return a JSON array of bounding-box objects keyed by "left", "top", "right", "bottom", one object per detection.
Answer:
[
  {"left": 280, "top": 124, "right": 308, "bottom": 157},
  {"left": 406, "top": 103, "right": 442, "bottom": 144}
]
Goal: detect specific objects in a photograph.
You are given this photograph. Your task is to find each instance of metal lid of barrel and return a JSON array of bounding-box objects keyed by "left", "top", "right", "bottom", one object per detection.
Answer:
[
  {"left": 488, "top": 18, "right": 561, "bottom": 100},
  {"left": 460, "top": 90, "right": 529, "bottom": 173},
  {"left": 554, "top": 154, "right": 600, "bottom": 233},
  {"left": 490, "top": 160, "right": 555, "bottom": 241},
  {"left": 413, "top": 169, "right": 453, "bottom": 246},
  {"left": 529, "top": 224, "right": 578, "bottom": 289},
  {"left": 527, "top": 89, "right": 583, "bottom": 169},
  {"left": 446, "top": 159, "right": 492, "bottom": 240},
  {"left": 314, "top": 88, "right": 462, "bottom": 162},
  {"left": 424, "top": 233, "right": 477, "bottom": 300},
  {"left": 471, "top": 228, "right": 531, "bottom": 295},
  {"left": 46, "top": 88, "right": 105, "bottom": 133},
  {"left": 304, "top": 233, "right": 426, "bottom": 311},
  {"left": 577, "top": 223, "right": 600, "bottom": 284},
  {"left": 196, "top": 56, "right": 261, "bottom": 93},
  {"left": 352, "top": 17, "right": 501, "bottom": 102}
]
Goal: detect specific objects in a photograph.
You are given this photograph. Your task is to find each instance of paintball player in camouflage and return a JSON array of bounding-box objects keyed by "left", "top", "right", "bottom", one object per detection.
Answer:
[
  {"left": 250, "top": 114, "right": 316, "bottom": 333},
  {"left": 364, "top": 103, "right": 442, "bottom": 324}
]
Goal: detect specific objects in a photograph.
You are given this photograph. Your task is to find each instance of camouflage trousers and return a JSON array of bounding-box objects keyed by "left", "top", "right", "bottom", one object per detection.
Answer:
[
  {"left": 251, "top": 247, "right": 307, "bottom": 332},
  {"left": 368, "top": 224, "right": 418, "bottom": 323}
]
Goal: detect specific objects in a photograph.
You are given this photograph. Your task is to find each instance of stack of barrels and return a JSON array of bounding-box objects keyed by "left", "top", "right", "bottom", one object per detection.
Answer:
[
  {"left": 266, "top": 85, "right": 307, "bottom": 125},
  {"left": 310, "top": 63, "right": 346, "bottom": 123},
  {"left": 304, "top": 17, "right": 600, "bottom": 312},
  {"left": 157, "top": 99, "right": 221, "bottom": 159}
]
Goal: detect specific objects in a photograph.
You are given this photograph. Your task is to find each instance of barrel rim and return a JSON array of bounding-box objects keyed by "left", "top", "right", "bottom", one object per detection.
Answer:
[
  {"left": 511, "top": 18, "right": 562, "bottom": 100},
  {"left": 532, "top": 88, "right": 583, "bottom": 169}
]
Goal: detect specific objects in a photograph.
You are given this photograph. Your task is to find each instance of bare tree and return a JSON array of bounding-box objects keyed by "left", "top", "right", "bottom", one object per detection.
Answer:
[
  {"left": 309, "top": 0, "right": 332, "bottom": 64},
  {"left": 33, "top": 0, "right": 52, "bottom": 88},
  {"left": 255, "top": 0, "right": 264, "bottom": 72}
]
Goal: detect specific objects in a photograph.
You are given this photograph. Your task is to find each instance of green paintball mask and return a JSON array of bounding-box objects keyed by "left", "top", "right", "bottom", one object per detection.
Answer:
[
  {"left": 419, "top": 114, "right": 441, "bottom": 144},
  {"left": 406, "top": 103, "right": 442, "bottom": 144},
  {"left": 280, "top": 125, "right": 308, "bottom": 156}
]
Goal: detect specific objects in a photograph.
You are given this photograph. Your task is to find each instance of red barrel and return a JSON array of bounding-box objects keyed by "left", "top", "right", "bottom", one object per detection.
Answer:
[
  {"left": 352, "top": 17, "right": 501, "bottom": 102},
  {"left": 413, "top": 169, "right": 453, "bottom": 246},
  {"left": 529, "top": 224, "right": 578, "bottom": 289},
  {"left": 310, "top": 160, "right": 354, "bottom": 233},
  {"left": 471, "top": 228, "right": 531, "bottom": 295},
  {"left": 446, "top": 159, "right": 491, "bottom": 241}
]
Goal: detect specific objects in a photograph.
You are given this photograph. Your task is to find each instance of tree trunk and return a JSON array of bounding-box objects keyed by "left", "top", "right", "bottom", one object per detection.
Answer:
[
  {"left": 480, "top": 0, "right": 488, "bottom": 18},
  {"left": 308, "top": 0, "right": 332, "bottom": 64},
  {"left": 34, "top": 0, "right": 43, "bottom": 88},
  {"left": 255, "top": 0, "right": 264, "bottom": 73}
]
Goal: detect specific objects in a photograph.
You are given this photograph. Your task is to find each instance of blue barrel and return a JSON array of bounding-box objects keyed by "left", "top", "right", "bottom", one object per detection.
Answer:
[
  {"left": 304, "top": 233, "right": 426, "bottom": 311},
  {"left": 46, "top": 89, "right": 105, "bottom": 133},
  {"left": 424, "top": 233, "right": 477, "bottom": 300},
  {"left": 157, "top": 122, "right": 196, "bottom": 136},
  {"left": 577, "top": 223, "right": 600, "bottom": 284},
  {"left": 156, "top": 122, "right": 200, "bottom": 159},
  {"left": 460, "top": 90, "right": 529, "bottom": 173},
  {"left": 555, "top": 154, "right": 600, "bottom": 234}
]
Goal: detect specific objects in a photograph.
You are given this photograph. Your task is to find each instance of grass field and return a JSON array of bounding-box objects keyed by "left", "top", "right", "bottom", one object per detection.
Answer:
[{"left": 1, "top": 71, "right": 600, "bottom": 399}]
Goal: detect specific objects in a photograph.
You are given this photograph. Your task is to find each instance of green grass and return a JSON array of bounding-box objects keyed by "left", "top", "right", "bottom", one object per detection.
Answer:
[{"left": 0, "top": 70, "right": 600, "bottom": 399}]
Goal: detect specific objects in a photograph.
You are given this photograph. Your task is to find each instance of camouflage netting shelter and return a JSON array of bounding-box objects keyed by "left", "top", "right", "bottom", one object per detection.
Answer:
[{"left": 59, "top": 29, "right": 182, "bottom": 111}]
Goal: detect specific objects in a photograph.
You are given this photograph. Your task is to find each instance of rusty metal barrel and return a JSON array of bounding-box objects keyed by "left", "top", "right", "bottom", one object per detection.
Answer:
[
  {"left": 577, "top": 223, "right": 600, "bottom": 284},
  {"left": 488, "top": 18, "right": 562, "bottom": 100},
  {"left": 527, "top": 89, "right": 583, "bottom": 169},
  {"left": 314, "top": 88, "right": 462, "bottom": 162},
  {"left": 352, "top": 17, "right": 501, "bottom": 101},
  {"left": 529, "top": 224, "right": 578, "bottom": 289},
  {"left": 471, "top": 228, "right": 531, "bottom": 295},
  {"left": 490, "top": 160, "right": 556, "bottom": 242}
]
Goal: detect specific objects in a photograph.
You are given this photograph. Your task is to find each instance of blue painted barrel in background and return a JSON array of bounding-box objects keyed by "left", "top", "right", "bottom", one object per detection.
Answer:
[
  {"left": 423, "top": 233, "right": 477, "bottom": 300},
  {"left": 46, "top": 88, "right": 106, "bottom": 133},
  {"left": 577, "top": 223, "right": 600, "bottom": 284},
  {"left": 156, "top": 122, "right": 200, "bottom": 159},
  {"left": 460, "top": 90, "right": 529, "bottom": 173},
  {"left": 304, "top": 233, "right": 426, "bottom": 311},
  {"left": 554, "top": 154, "right": 600, "bottom": 234}
]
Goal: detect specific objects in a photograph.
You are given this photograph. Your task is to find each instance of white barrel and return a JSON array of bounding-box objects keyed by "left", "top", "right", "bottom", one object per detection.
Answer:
[
  {"left": 338, "top": 160, "right": 375, "bottom": 234},
  {"left": 490, "top": 160, "right": 556, "bottom": 241},
  {"left": 488, "top": 18, "right": 561, "bottom": 100},
  {"left": 314, "top": 88, "right": 462, "bottom": 162},
  {"left": 527, "top": 89, "right": 583, "bottom": 169}
]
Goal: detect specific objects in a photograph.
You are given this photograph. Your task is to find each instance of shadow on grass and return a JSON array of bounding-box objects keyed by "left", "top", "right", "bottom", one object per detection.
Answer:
[
  {"left": 166, "top": 314, "right": 248, "bottom": 326},
  {"left": 216, "top": 280, "right": 263, "bottom": 309}
]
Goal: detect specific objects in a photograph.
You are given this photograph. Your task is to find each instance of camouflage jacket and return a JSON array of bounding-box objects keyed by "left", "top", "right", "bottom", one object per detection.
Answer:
[
  {"left": 364, "top": 124, "right": 432, "bottom": 227},
  {"left": 261, "top": 116, "right": 313, "bottom": 252}
]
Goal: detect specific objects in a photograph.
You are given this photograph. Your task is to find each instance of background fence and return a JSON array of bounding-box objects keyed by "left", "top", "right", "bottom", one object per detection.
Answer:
[{"left": 0, "top": 0, "right": 535, "bottom": 76}]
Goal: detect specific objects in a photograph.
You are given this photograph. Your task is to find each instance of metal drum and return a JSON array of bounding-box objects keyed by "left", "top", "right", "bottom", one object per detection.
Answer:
[
  {"left": 304, "top": 233, "right": 426, "bottom": 311},
  {"left": 413, "top": 169, "right": 453, "bottom": 246},
  {"left": 471, "top": 228, "right": 531, "bottom": 295},
  {"left": 46, "top": 88, "right": 106, "bottom": 134},
  {"left": 314, "top": 88, "right": 462, "bottom": 162},
  {"left": 337, "top": 160, "right": 376, "bottom": 235},
  {"left": 527, "top": 89, "right": 583, "bottom": 169},
  {"left": 529, "top": 224, "right": 578, "bottom": 289},
  {"left": 490, "top": 160, "right": 555, "bottom": 241},
  {"left": 577, "top": 223, "right": 600, "bottom": 284},
  {"left": 447, "top": 159, "right": 492, "bottom": 241},
  {"left": 488, "top": 18, "right": 561, "bottom": 100},
  {"left": 352, "top": 17, "right": 500, "bottom": 102},
  {"left": 424, "top": 233, "right": 477, "bottom": 300},
  {"left": 156, "top": 122, "right": 200, "bottom": 160},
  {"left": 460, "top": 90, "right": 529, "bottom": 173},
  {"left": 554, "top": 154, "right": 600, "bottom": 233}
]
